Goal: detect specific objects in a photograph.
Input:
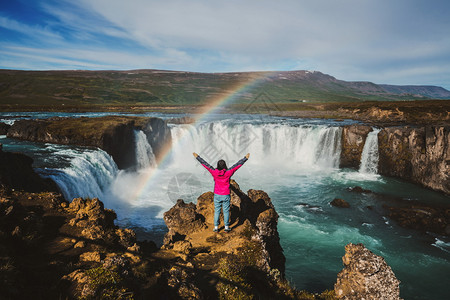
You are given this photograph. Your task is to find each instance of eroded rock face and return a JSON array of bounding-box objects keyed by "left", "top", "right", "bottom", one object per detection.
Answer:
[
  {"left": 163, "top": 199, "right": 205, "bottom": 235},
  {"left": 378, "top": 126, "right": 449, "bottom": 194},
  {"left": 335, "top": 243, "right": 401, "bottom": 300},
  {"left": 7, "top": 116, "right": 172, "bottom": 169},
  {"left": 341, "top": 124, "right": 449, "bottom": 194},
  {"left": 67, "top": 197, "right": 138, "bottom": 247},
  {"left": 340, "top": 125, "right": 372, "bottom": 169}
]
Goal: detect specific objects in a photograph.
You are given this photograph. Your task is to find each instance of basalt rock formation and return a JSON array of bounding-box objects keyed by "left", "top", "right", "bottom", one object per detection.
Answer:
[
  {"left": 340, "top": 124, "right": 449, "bottom": 195},
  {"left": 340, "top": 125, "right": 372, "bottom": 169},
  {"left": 334, "top": 243, "right": 401, "bottom": 300},
  {"left": 7, "top": 116, "right": 172, "bottom": 169},
  {"left": 378, "top": 126, "right": 449, "bottom": 194}
]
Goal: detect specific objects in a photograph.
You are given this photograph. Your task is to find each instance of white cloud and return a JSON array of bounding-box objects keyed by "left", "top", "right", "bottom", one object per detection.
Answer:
[
  {"left": 73, "top": 0, "right": 450, "bottom": 62},
  {"left": 0, "top": 15, "right": 61, "bottom": 40},
  {"left": 1, "top": 0, "right": 450, "bottom": 89},
  {"left": 0, "top": 44, "right": 200, "bottom": 71}
]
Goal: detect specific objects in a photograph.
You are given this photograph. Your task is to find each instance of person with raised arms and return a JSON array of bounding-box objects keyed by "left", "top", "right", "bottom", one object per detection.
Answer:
[{"left": 193, "top": 152, "right": 250, "bottom": 232}]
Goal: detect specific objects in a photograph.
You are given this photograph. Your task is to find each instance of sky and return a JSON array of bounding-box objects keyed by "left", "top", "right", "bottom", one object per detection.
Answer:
[{"left": 1, "top": 0, "right": 450, "bottom": 89}]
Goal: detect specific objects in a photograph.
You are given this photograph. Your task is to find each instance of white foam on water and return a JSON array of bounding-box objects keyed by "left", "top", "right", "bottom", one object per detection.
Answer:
[{"left": 432, "top": 238, "right": 450, "bottom": 253}]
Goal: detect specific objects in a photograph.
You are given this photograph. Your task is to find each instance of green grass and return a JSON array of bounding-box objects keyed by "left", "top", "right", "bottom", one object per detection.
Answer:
[{"left": 0, "top": 69, "right": 437, "bottom": 109}]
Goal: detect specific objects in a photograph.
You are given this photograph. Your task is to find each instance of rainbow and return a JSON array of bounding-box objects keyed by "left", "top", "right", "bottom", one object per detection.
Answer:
[{"left": 129, "top": 72, "right": 274, "bottom": 201}]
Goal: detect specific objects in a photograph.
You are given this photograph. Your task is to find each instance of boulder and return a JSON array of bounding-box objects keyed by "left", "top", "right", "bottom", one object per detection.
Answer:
[
  {"left": 68, "top": 198, "right": 116, "bottom": 229},
  {"left": 331, "top": 198, "right": 350, "bottom": 208},
  {"left": 163, "top": 199, "right": 205, "bottom": 235},
  {"left": 115, "top": 228, "right": 137, "bottom": 248},
  {"left": 386, "top": 204, "right": 450, "bottom": 236},
  {"left": 335, "top": 243, "right": 401, "bottom": 300},
  {"left": 195, "top": 191, "right": 215, "bottom": 226},
  {"left": 79, "top": 251, "right": 102, "bottom": 263},
  {"left": 67, "top": 197, "right": 122, "bottom": 244},
  {"left": 348, "top": 186, "right": 372, "bottom": 193}
]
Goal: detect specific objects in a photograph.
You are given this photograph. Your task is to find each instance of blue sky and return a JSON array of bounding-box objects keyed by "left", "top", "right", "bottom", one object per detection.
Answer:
[{"left": 1, "top": 0, "right": 450, "bottom": 89}]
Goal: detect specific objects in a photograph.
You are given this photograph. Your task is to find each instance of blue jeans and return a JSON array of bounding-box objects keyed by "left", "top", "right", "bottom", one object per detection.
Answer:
[{"left": 214, "top": 194, "right": 231, "bottom": 227}]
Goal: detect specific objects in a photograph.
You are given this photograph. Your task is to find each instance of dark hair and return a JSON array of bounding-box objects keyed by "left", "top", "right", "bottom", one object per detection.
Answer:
[{"left": 217, "top": 159, "right": 227, "bottom": 170}]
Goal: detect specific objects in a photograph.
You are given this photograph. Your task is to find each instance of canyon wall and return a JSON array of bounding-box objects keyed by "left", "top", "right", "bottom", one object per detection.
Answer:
[
  {"left": 341, "top": 124, "right": 449, "bottom": 194},
  {"left": 378, "top": 126, "right": 449, "bottom": 194}
]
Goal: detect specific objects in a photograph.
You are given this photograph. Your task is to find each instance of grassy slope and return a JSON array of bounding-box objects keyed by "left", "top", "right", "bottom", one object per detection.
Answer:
[{"left": 0, "top": 69, "right": 436, "bottom": 110}]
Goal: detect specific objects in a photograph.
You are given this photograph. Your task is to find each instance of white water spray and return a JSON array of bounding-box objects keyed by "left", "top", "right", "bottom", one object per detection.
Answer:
[{"left": 359, "top": 129, "right": 381, "bottom": 174}]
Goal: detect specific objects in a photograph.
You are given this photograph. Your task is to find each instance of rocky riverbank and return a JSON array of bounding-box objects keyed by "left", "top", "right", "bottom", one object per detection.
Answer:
[{"left": 6, "top": 116, "right": 172, "bottom": 169}]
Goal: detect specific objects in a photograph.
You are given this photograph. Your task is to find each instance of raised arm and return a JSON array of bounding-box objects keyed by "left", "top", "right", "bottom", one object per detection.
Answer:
[
  {"left": 193, "top": 152, "right": 215, "bottom": 172},
  {"left": 228, "top": 153, "right": 249, "bottom": 175}
]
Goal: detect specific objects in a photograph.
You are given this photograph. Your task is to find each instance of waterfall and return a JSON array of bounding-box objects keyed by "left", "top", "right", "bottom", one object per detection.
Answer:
[
  {"left": 134, "top": 130, "right": 156, "bottom": 169},
  {"left": 36, "top": 148, "right": 118, "bottom": 201},
  {"left": 359, "top": 129, "right": 381, "bottom": 174},
  {"left": 169, "top": 122, "right": 342, "bottom": 170}
]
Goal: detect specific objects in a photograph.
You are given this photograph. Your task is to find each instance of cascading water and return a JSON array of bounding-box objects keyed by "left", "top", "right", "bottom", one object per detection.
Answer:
[
  {"left": 37, "top": 148, "right": 118, "bottom": 201},
  {"left": 168, "top": 122, "right": 343, "bottom": 171},
  {"left": 359, "top": 129, "right": 381, "bottom": 174},
  {"left": 134, "top": 130, "right": 156, "bottom": 169}
]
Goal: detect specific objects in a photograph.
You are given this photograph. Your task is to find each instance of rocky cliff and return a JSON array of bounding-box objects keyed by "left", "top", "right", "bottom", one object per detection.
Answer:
[
  {"left": 341, "top": 124, "right": 449, "bottom": 194},
  {"left": 378, "top": 126, "right": 449, "bottom": 194},
  {"left": 0, "top": 145, "right": 57, "bottom": 193},
  {"left": 161, "top": 180, "right": 290, "bottom": 298},
  {"left": 334, "top": 243, "right": 401, "bottom": 300},
  {"left": 6, "top": 116, "right": 172, "bottom": 169},
  {"left": 340, "top": 125, "right": 372, "bottom": 169}
]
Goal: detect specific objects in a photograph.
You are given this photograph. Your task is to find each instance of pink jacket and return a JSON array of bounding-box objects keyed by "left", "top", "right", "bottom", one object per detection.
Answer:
[{"left": 196, "top": 155, "right": 248, "bottom": 195}]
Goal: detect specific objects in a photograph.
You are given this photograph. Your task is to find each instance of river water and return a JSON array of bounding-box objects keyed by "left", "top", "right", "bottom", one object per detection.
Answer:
[{"left": 1, "top": 112, "right": 449, "bottom": 299}]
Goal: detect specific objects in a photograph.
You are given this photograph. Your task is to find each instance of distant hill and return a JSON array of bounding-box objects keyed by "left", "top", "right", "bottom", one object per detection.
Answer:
[
  {"left": 0, "top": 69, "right": 449, "bottom": 107},
  {"left": 379, "top": 84, "right": 450, "bottom": 99}
]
